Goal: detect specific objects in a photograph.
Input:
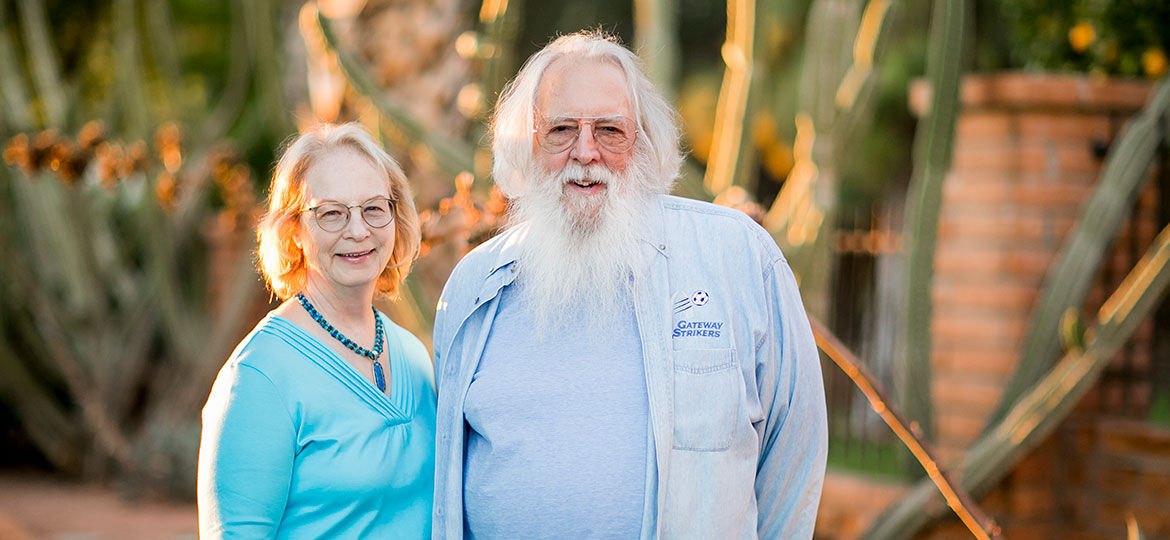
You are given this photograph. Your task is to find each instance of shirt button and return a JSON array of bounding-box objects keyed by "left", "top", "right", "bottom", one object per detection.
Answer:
[{"left": 658, "top": 244, "right": 666, "bottom": 250}]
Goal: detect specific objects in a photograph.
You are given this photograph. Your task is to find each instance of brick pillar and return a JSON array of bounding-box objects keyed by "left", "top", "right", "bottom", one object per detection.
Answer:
[{"left": 921, "top": 73, "right": 1155, "bottom": 464}]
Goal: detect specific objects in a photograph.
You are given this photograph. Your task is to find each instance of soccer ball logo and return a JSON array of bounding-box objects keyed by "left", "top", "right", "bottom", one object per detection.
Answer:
[{"left": 691, "top": 291, "right": 709, "bottom": 306}]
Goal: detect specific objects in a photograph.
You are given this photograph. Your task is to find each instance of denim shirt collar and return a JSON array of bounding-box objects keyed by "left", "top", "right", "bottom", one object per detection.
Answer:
[{"left": 643, "top": 195, "right": 670, "bottom": 259}]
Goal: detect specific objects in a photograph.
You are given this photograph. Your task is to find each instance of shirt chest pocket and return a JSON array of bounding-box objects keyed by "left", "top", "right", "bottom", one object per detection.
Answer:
[{"left": 672, "top": 348, "right": 740, "bottom": 452}]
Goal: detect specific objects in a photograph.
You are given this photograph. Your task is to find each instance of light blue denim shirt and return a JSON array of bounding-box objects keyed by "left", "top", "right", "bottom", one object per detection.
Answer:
[{"left": 432, "top": 194, "right": 827, "bottom": 539}]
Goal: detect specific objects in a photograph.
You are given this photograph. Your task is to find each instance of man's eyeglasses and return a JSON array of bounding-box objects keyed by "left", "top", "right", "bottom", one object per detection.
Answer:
[
  {"left": 302, "top": 197, "right": 395, "bottom": 233},
  {"left": 533, "top": 116, "right": 638, "bottom": 154}
]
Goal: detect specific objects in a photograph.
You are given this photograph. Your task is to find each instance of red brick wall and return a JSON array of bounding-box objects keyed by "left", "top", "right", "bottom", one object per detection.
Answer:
[
  {"left": 922, "top": 73, "right": 1168, "bottom": 539},
  {"left": 923, "top": 419, "right": 1170, "bottom": 540},
  {"left": 929, "top": 73, "right": 1152, "bottom": 461},
  {"left": 815, "top": 72, "right": 1169, "bottom": 540}
]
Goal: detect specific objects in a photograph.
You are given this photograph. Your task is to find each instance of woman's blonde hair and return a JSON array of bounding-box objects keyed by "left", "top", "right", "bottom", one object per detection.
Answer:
[{"left": 256, "top": 122, "right": 420, "bottom": 299}]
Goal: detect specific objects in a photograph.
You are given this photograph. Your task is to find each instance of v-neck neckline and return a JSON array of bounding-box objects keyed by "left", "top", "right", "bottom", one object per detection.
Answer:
[{"left": 264, "top": 314, "right": 414, "bottom": 424}]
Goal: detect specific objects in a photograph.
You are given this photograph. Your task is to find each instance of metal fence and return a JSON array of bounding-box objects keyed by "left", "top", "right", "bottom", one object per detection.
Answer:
[
  {"left": 818, "top": 139, "right": 1170, "bottom": 481},
  {"left": 823, "top": 200, "right": 907, "bottom": 478},
  {"left": 1094, "top": 141, "right": 1170, "bottom": 423}
]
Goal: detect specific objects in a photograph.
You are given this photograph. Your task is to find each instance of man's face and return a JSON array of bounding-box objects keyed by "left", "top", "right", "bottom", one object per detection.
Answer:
[
  {"left": 532, "top": 58, "right": 635, "bottom": 203},
  {"left": 511, "top": 58, "right": 653, "bottom": 324}
]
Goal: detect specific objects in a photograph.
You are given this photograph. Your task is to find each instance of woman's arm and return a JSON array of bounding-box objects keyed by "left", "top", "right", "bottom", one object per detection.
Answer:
[{"left": 197, "top": 362, "right": 296, "bottom": 539}]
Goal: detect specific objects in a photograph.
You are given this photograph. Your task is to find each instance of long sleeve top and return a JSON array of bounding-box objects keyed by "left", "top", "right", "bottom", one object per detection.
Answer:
[
  {"left": 432, "top": 194, "right": 828, "bottom": 539},
  {"left": 198, "top": 312, "right": 436, "bottom": 539}
]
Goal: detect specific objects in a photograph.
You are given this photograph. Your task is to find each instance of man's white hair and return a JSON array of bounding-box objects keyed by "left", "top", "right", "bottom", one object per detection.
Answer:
[{"left": 490, "top": 31, "right": 684, "bottom": 198}]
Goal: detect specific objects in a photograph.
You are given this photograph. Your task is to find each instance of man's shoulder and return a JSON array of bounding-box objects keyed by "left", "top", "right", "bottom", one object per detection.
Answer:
[
  {"left": 447, "top": 226, "right": 524, "bottom": 280},
  {"left": 436, "top": 225, "right": 524, "bottom": 330},
  {"left": 654, "top": 194, "right": 782, "bottom": 260},
  {"left": 658, "top": 193, "right": 747, "bottom": 219}
]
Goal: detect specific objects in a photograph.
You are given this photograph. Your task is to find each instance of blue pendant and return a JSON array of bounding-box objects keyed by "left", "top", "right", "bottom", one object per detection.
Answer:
[
  {"left": 373, "top": 361, "right": 386, "bottom": 392},
  {"left": 295, "top": 293, "right": 386, "bottom": 392}
]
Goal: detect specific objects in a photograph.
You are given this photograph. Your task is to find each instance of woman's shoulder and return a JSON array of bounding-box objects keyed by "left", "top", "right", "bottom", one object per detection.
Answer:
[
  {"left": 221, "top": 314, "right": 312, "bottom": 377},
  {"left": 203, "top": 315, "right": 309, "bottom": 415}
]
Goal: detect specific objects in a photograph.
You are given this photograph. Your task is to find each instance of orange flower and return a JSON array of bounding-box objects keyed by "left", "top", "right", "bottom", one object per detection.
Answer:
[
  {"left": 155, "top": 172, "right": 177, "bottom": 207},
  {"left": 1068, "top": 21, "right": 1095, "bottom": 53},
  {"left": 1142, "top": 48, "right": 1168, "bottom": 78}
]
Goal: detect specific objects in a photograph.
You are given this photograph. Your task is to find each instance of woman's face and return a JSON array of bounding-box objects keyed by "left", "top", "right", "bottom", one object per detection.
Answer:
[{"left": 297, "top": 147, "right": 396, "bottom": 297}]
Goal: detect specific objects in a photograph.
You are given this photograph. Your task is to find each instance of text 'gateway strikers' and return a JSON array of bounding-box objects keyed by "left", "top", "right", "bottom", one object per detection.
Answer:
[{"left": 673, "top": 320, "right": 723, "bottom": 338}]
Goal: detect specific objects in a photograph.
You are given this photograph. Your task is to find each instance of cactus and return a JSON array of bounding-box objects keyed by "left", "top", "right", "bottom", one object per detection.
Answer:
[
  {"left": 0, "top": 126, "right": 266, "bottom": 494},
  {"left": 704, "top": 0, "right": 759, "bottom": 196},
  {"left": 634, "top": 0, "right": 680, "bottom": 102},
  {"left": 762, "top": 0, "right": 894, "bottom": 320},
  {"left": 315, "top": 8, "right": 477, "bottom": 182},
  {"left": 0, "top": 1, "right": 33, "bottom": 132},
  {"left": 897, "top": 0, "right": 968, "bottom": 443},
  {"left": 14, "top": 0, "right": 66, "bottom": 128},
  {"left": 0, "top": 0, "right": 290, "bottom": 496},
  {"left": 863, "top": 220, "right": 1170, "bottom": 539},
  {"left": 478, "top": 0, "right": 525, "bottom": 104},
  {"left": 986, "top": 77, "right": 1170, "bottom": 428},
  {"left": 811, "top": 316, "right": 1003, "bottom": 540}
]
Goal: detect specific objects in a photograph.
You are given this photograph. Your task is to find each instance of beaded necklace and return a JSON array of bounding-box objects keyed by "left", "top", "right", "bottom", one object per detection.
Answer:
[{"left": 296, "top": 292, "right": 386, "bottom": 392}]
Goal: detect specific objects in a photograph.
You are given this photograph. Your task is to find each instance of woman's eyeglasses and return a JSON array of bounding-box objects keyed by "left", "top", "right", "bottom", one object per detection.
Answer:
[{"left": 303, "top": 197, "right": 395, "bottom": 233}]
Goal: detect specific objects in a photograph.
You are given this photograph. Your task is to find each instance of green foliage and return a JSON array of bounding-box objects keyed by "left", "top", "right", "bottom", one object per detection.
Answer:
[
  {"left": 0, "top": 126, "right": 265, "bottom": 497},
  {"left": 827, "top": 434, "right": 905, "bottom": 481},
  {"left": 1150, "top": 391, "right": 1170, "bottom": 426},
  {"left": 837, "top": 29, "right": 927, "bottom": 211},
  {"left": 996, "top": 0, "right": 1170, "bottom": 77},
  {"left": 316, "top": 11, "right": 476, "bottom": 181},
  {"left": 0, "top": 0, "right": 288, "bottom": 496}
]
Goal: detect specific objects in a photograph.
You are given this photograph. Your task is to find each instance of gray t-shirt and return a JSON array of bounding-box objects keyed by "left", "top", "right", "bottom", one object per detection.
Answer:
[{"left": 462, "top": 281, "right": 648, "bottom": 539}]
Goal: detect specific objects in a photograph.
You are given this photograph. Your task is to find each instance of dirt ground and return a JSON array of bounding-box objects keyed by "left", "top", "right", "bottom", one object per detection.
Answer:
[{"left": 0, "top": 471, "right": 195, "bottom": 540}]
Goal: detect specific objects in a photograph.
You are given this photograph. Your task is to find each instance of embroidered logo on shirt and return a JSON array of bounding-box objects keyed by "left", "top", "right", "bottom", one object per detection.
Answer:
[
  {"left": 673, "top": 290, "right": 710, "bottom": 314},
  {"left": 673, "top": 320, "right": 722, "bottom": 338},
  {"left": 672, "top": 290, "right": 722, "bottom": 338}
]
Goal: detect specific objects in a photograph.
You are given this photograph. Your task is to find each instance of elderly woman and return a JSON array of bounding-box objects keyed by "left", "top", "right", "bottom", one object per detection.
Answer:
[{"left": 197, "top": 123, "right": 434, "bottom": 538}]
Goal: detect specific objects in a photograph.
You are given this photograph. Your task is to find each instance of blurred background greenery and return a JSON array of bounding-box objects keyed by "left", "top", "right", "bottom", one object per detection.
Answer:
[{"left": 0, "top": 2, "right": 1168, "bottom": 535}]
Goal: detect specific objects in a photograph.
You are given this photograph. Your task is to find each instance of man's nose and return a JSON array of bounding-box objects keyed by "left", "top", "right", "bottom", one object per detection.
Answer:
[{"left": 568, "top": 124, "right": 602, "bottom": 164}]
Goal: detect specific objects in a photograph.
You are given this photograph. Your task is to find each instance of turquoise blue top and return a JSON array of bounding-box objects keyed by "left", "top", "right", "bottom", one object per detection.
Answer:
[{"left": 197, "top": 312, "right": 436, "bottom": 539}]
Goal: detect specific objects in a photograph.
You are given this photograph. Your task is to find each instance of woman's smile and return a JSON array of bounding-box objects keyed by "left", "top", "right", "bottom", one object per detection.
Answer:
[{"left": 336, "top": 247, "right": 377, "bottom": 262}]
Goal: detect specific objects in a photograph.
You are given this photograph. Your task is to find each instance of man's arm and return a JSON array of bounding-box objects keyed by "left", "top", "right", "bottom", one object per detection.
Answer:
[
  {"left": 432, "top": 277, "right": 458, "bottom": 392},
  {"left": 754, "top": 259, "right": 828, "bottom": 539},
  {"left": 431, "top": 272, "right": 461, "bottom": 540}
]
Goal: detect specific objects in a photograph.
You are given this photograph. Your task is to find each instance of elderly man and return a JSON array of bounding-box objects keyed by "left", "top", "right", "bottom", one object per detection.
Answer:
[{"left": 433, "top": 32, "right": 827, "bottom": 539}]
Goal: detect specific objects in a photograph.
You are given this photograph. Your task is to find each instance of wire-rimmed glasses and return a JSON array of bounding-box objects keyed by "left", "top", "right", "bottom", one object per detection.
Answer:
[
  {"left": 533, "top": 115, "right": 638, "bottom": 154},
  {"left": 303, "top": 197, "right": 395, "bottom": 233}
]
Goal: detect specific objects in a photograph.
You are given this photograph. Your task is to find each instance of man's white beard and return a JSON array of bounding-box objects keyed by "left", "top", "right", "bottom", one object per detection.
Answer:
[{"left": 508, "top": 156, "right": 659, "bottom": 331}]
